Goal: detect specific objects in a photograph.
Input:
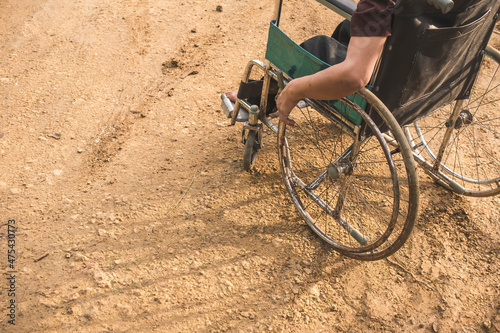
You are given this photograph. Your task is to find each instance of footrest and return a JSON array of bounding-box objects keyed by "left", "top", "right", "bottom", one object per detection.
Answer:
[{"left": 220, "top": 94, "right": 249, "bottom": 122}]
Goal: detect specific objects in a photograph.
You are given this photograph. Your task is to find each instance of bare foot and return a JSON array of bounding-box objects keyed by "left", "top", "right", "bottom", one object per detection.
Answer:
[{"left": 226, "top": 90, "right": 238, "bottom": 102}]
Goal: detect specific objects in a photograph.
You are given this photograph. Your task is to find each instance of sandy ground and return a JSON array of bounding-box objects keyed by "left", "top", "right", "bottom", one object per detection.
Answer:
[{"left": 0, "top": 0, "right": 499, "bottom": 332}]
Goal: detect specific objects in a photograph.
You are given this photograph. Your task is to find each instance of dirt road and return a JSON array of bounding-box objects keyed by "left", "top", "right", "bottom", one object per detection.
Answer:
[{"left": 0, "top": 0, "right": 498, "bottom": 332}]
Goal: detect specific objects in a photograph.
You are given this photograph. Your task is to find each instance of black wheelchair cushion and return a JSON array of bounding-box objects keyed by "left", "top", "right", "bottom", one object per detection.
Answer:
[
  {"left": 300, "top": 35, "right": 348, "bottom": 66},
  {"left": 331, "top": 20, "right": 351, "bottom": 47}
]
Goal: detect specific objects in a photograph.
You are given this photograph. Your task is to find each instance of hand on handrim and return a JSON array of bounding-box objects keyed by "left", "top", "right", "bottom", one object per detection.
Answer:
[{"left": 276, "top": 80, "right": 301, "bottom": 127}]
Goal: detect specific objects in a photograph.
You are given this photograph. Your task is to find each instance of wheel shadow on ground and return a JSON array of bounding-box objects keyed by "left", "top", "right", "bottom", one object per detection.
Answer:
[{"left": 50, "top": 163, "right": 373, "bottom": 331}]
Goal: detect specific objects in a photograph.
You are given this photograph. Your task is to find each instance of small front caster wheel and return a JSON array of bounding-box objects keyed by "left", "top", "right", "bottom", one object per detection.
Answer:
[{"left": 243, "top": 130, "right": 261, "bottom": 171}]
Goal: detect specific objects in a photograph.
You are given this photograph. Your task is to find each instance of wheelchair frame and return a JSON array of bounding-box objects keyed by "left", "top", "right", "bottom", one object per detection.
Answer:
[{"left": 221, "top": 0, "right": 500, "bottom": 260}]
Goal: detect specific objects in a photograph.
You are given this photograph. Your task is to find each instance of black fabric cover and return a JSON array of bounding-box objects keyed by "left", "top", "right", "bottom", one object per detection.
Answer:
[
  {"left": 237, "top": 79, "right": 280, "bottom": 115},
  {"left": 373, "top": 0, "right": 500, "bottom": 128},
  {"left": 237, "top": 80, "right": 279, "bottom": 100}
]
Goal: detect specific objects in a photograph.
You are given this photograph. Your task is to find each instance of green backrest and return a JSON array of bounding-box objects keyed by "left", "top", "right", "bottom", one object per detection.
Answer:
[{"left": 265, "top": 21, "right": 364, "bottom": 125}]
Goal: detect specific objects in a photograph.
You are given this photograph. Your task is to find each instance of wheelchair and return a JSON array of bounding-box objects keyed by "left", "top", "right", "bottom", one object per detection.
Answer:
[{"left": 221, "top": 0, "right": 500, "bottom": 260}]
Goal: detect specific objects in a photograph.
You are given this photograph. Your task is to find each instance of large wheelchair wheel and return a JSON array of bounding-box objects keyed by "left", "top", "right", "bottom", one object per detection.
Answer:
[
  {"left": 278, "top": 88, "right": 419, "bottom": 260},
  {"left": 413, "top": 45, "right": 500, "bottom": 197}
]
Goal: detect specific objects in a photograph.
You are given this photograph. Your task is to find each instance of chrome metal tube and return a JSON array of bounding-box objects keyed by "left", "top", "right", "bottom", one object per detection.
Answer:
[
  {"left": 248, "top": 105, "right": 259, "bottom": 126},
  {"left": 231, "top": 59, "right": 267, "bottom": 125},
  {"left": 432, "top": 99, "right": 464, "bottom": 173}
]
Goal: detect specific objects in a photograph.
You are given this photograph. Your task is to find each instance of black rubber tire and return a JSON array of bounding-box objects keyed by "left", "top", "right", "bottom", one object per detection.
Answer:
[{"left": 243, "top": 130, "right": 260, "bottom": 171}]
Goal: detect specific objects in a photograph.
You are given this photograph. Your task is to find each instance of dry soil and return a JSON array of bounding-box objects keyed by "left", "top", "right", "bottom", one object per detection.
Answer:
[{"left": 0, "top": 0, "right": 499, "bottom": 332}]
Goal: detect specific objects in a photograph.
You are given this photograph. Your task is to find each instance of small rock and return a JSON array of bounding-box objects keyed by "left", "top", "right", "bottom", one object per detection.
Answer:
[
  {"left": 191, "top": 261, "right": 202, "bottom": 269},
  {"left": 272, "top": 238, "right": 283, "bottom": 247},
  {"left": 133, "top": 289, "right": 145, "bottom": 296},
  {"left": 162, "top": 59, "right": 179, "bottom": 69},
  {"left": 93, "top": 269, "right": 112, "bottom": 288},
  {"left": 48, "top": 133, "right": 61, "bottom": 140},
  {"left": 39, "top": 299, "right": 58, "bottom": 308},
  {"left": 216, "top": 5, "right": 223, "bottom": 12},
  {"left": 432, "top": 322, "right": 439, "bottom": 333},
  {"left": 82, "top": 287, "right": 94, "bottom": 295},
  {"left": 77, "top": 148, "right": 83, "bottom": 153},
  {"left": 38, "top": 136, "right": 48, "bottom": 141},
  {"left": 53, "top": 169, "right": 63, "bottom": 176},
  {"left": 309, "top": 284, "right": 320, "bottom": 297},
  {"left": 62, "top": 197, "right": 74, "bottom": 204},
  {"left": 240, "top": 311, "right": 255, "bottom": 319},
  {"left": 69, "top": 292, "right": 81, "bottom": 301},
  {"left": 73, "top": 253, "right": 89, "bottom": 262},
  {"left": 483, "top": 320, "right": 492, "bottom": 329}
]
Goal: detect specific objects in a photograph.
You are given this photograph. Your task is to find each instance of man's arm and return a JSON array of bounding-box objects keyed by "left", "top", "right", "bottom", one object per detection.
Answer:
[{"left": 277, "top": 36, "right": 387, "bottom": 126}]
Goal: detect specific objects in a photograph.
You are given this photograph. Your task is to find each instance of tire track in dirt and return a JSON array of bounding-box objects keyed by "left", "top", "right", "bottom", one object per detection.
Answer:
[{"left": 84, "top": 2, "right": 226, "bottom": 171}]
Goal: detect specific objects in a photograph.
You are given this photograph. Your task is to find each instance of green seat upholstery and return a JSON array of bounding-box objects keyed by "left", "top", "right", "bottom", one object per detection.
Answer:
[{"left": 265, "top": 20, "right": 364, "bottom": 125}]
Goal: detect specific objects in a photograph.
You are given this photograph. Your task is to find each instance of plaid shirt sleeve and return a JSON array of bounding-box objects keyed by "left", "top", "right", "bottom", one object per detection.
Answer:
[{"left": 350, "top": 0, "right": 396, "bottom": 37}]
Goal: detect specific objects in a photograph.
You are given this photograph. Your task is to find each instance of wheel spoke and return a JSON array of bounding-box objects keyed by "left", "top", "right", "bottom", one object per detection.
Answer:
[
  {"left": 413, "top": 45, "right": 500, "bottom": 195},
  {"left": 279, "top": 88, "right": 417, "bottom": 260}
]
